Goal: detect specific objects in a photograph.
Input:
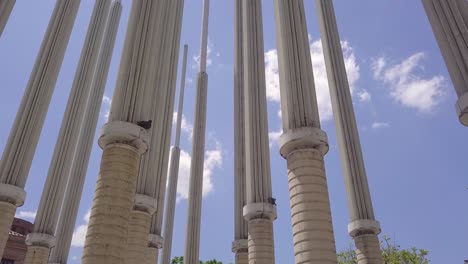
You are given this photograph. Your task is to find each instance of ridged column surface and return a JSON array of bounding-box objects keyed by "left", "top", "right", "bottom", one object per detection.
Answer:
[
  {"left": 242, "top": 1, "right": 276, "bottom": 263},
  {"left": 316, "top": 1, "right": 382, "bottom": 263},
  {"left": 0, "top": 202, "right": 15, "bottom": 257},
  {"left": 0, "top": 0, "right": 80, "bottom": 257},
  {"left": 274, "top": 1, "right": 338, "bottom": 263},
  {"left": 236, "top": 252, "right": 249, "bottom": 264},
  {"left": 126, "top": 210, "right": 152, "bottom": 264},
  {"left": 23, "top": 246, "right": 49, "bottom": 264},
  {"left": 422, "top": 0, "right": 468, "bottom": 125},
  {"left": 247, "top": 219, "right": 275, "bottom": 264},
  {"left": 81, "top": 145, "right": 140, "bottom": 264},
  {"left": 49, "top": 2, "right": 122, "bottom": 262},
  {"left": 287, "top": 150, "right": 337, "bottom": 263},
  {"left": 0, "top": 0, "right": 15, "bottom": 37},
  {"left": 355, "top": 234, "right": 384, "bottom": 264},
  {"left": 25, "top": 2, "right": 112, "bottom": 261}
]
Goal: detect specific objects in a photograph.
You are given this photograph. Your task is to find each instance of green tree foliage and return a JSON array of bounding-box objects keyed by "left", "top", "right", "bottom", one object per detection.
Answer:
[
  {"left": 171, "top": 256, "right": 223, "bottom": 264},
  {"left": 338, "top": 235, "right": 429, "bottom": 264}
]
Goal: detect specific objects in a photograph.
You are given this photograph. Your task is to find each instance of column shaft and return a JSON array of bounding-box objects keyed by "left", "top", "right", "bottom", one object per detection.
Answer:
[
  {"left": 241, "top": 1, "right": 277, "bottom": 264},
  {"left": 0, "top": 0, "right": 80, "bottom": 257},
  {"left": 0, "top": 0, "right": 15, "bottom": 37},
  {"left": 274, "top": 1, "right": 337, "bottom": 263},
  {"left": 233, "top": 1, "right": 248, "bottom": 263},
  {"left": 49, "top": 2, "right": 122, "bottom": 263},
  {"left": 423, "top": 0, "right": 468, "bottom": 125},
  {"left": 316, "top": 1, "right": 382, "bottom": 263}
]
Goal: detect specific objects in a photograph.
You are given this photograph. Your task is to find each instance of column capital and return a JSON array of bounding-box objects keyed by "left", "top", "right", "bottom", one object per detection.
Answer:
[
  {"left": 348, "top": 219, "right": 381, "bottom": 237},
  {"left": 279, "top": 127, "right": 329, "bottom": 158},
  {"left": 148, "top": 233, "right": 164, "bottom": 249},
  {"left": 232, "top": 239, "right": 248, "bottom": 253},
  {"left": 26, "top": 233, "right": 56, "bottom": 248},
  {"left": 134, "top": 194, "right": 157, "bottom": 215},
  {"left": 243, "top": 203, "right": 277, "bottom": 221},
  {"left": 0, "top": 183, "right": 26, "bottom": 206},
  {"left": 456, "top": 92, "right": 468, "bottom": 126},
  {"left": 98, "top": 121, "right": 150, "bottom": 154}
]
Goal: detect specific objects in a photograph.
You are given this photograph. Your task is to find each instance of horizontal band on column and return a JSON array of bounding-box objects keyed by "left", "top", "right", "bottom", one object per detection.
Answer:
[
  {"left": 243, "top": 203, "right": 277, "bottom": 221},
  {"left": 455, "top": 92, "right": 468, "bottom": 126},
  {"left": 279, "top": 127, "right": 329, "bottom": 157},
  {"left": 231, "top": 239, "right": 248, "bottom": 253},
  {"left": 0, "top": 183, "right": 26, "bottom": 206},
  {"left": 26, "top": 233, "right": 56, "bottom": 248},
  {"left": 348, "top": 219, "right": 381, "bottom": 237},
  {"left": 148, "top": 233, "right": 164, "bottom": 249},
  {"left": 134, "top": 194, "right": 157, "bottom": 215},
  {"left": 98, "top": 121, "right": 150, "bottom": 154}
]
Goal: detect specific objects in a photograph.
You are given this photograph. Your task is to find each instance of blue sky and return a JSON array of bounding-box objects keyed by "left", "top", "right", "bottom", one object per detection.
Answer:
[{"left": 1, "top": 1, "right": 467, "bottom": 263}]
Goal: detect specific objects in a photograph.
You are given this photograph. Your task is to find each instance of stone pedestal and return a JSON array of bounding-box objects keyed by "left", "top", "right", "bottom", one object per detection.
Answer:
[
  {"left": 247, "top": 219, "right": 275, "bottom": 264},
  {"left": 126, "top": 209, "right": 152, "bottom": 264},
  {"left": 232, "top": 240, "right": 248, "bottom": 264},
  {"left": 0, "top": 201, "right": 17, "bottom": 256},
  {"left": 0, "top": 0, "right": 15, "bottom": 37}
]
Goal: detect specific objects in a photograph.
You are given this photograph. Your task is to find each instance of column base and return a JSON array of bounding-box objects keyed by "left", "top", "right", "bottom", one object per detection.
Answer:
[
  {"left": 247, "top": 218, "right": 275, "bottom": 264},
  {"left": 232, "top": 239, "right": 248, "bottom": 253},
  {"left": 243, "top": 203, "right": 277, "bottom": 221},
  {"left": 0, "top": 201, "right": 16, "bottom": 258},
  {"left": 455, "top": 92, "right": 468, "bottom": 126},
  {"left": 348, "top": 219, "right": 381, "bottom": 237},
  {"left": 98, "top": 121, "right": 150, "bottom": 153},
  {"left": 279, "top": 127, "right": 329, "bottom": 157},
  {"left": 126, "top": 210, "right": 152, "bottom": 264},
  {"left": 24, "top": 245, "right": 51, "bottom": 264}
]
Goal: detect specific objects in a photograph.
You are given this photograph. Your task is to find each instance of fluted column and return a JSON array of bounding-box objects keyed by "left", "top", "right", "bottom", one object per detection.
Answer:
[
  {"left": 0, "top": 0, "right": 15, "bottom": 37},
  {"left": 79, "top": 0, "right": 173, "bottom": 262},
  {"left": 0, "top": 0, "right": 80, "bottom": 257},
  {"left": 422, "top": 0, "right": 468, "bottom": 126},
  {"left": 184, "top": 2, "right": 210, "bottom": 264},
  {"left": 316, "top": 1, "right": 383, "bottom": 263},
  {"left": 232, "top": 1, "right": 248, "bottom": 264},
  {"left": 273, "top": 1, "right": 337, "bottom": 263},
  {"left": 48, "top": 2, "right": 122, "bottom": 263},
  {"left": 242, "top": 1, "right": 277, "bottom": 264},
  {"left": 160, "top": 44, "right": 189, "bottom": 264}
]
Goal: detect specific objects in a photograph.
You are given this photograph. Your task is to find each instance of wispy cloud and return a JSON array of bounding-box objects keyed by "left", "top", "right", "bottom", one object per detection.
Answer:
[
  {"left": 372, "top": 53, "right": 446, "bottom": 113},
  {"left": 15, "top": 210, "right": 37, "bottom": 221},
  {"left": 101, "top": 95, "right": 112, "bottom": 121},
  {"left": 371, "top": 122, "right": 390, "bottom": 129},
  {"left": 265, "top": 37, "right": 362, "bottom": 122},
  {"left": 173, "top": 111, "right": 194, "bottom": 140},
  {"left": 193, "top": 39, "right": 217, "bottom": 69},
  {"left": 71, "top": 209, "right": 91, "bottom": 247}
]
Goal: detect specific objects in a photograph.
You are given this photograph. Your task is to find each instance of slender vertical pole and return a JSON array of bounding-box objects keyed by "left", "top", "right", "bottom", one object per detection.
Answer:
[
  {"left": 422, "top": 0, "right": 468, "bottom": 126},
  {"left": 0, "top": 0, "right": 15, "bottom": 37},
  {"left": 184, "top": 1, "right": 210, "bottom": 263},
  {"left": 242, "top": 1, "right": 277, "bottom": 263},
  {"left": 316, "top": 0, "right": 382, "bottom": 263},
  {"left": 49, "top": 2, "right": 122, "bottom": 263},
  {"left": 160, "top": 44, "right": 189, "bottom": 264},
  {"left": 0, "top": 0, "right": 80, "bottom": 257},
  {"left": 232, "top": 1, "right": 248, "bottom": 263}
]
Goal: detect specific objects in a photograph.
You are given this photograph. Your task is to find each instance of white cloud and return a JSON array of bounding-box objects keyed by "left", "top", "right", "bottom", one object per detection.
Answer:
[
  {"left": 264, "top": 38, "right": 361, "bottom": 122},
  {"left": 371, "top": 122, "right": 390, "bottom": 129},
  {"left": 372, "top": 53, "right": 446, "bottom": 113},
  {"left": 193, "top": 39, "right": 215, "bottom": 69},
  {"left": 172, "top": 111, "right": 194, "bottom": 140},
  {"left": 175, "top": 143, "right": 223, "bottom": 201},
  {"left": 358, "top": 89, "right": 371, "bottom": 103},
  {"left": 71, "top": 209, "right": 91, "bottom": 247},
  {"left": 101, "top": 95, "right": 112, "bottom": 121},
  {"left": 15, "top": 210, "right": 37, "bottom": 220},
  {"left": 268, "top": 129, "right": 282, "bottom": 148}
]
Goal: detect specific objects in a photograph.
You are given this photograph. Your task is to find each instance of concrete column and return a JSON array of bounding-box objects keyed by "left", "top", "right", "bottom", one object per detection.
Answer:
[
  {"left": 423, "top": 0, "right": 468, "bottom": 126},
  {"left": 0, "top": 0, "right": 80, "bottom": 258},
  {"left": 79, "top": 0, "right": 173, "bottom": 262},
  {"left": 273, "top": 1, "right": 337, "bottom": 263},
  {"left": 316, "top": 1, "right": 383, "bottom": 263},
  {"left": 160, "top": 44, "right": 189, "bottom": 264},
  {"left": 22, "top": 2, "right": 112, "bottom": 263},
  {"left": 184, "top": 1, "right": 210, "bottom": 263},
  {"left": 49, "top": 2, "right": 122, "bottom": 263},
  {"left": 0, "top": 0, "right": 15, "bottom": 37},
  {"left": 232, "top": 1, "right": 248, "bottom": 264},
  {"left": 241, "top": 1, "right": 277, "bottom": 264}
]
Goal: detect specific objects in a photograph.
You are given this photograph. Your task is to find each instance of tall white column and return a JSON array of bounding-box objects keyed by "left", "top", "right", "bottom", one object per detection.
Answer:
[
  {"left": 0, "top": 0, "right": 80, "bottom": 258},
  {"left": 48, "top": 2, "right": 122, "bottom": 263},
  {"left": 232, "top": 1, "right": 248, "bottom": 263},
  {"left": 423, "top": 0, "right": 468, "bottom": 126},
  {"left": 184, "top": 1, "right": 210, "bottom": 263},
  {"left": 242, "top": 1, "right": 277, "bottom": 264},
  {"left": 0, "top": 0, "right": 15, "bottom": 37},
  {"left": 316, "top": 1, "right": 383, "bottom": 263},
  {"left": 23, "top": 2, "right": 113, "bottom": 263},
  {"left": 160, "top": 44, "right": 189, "bottom": 264},
  {"left": 274, "top": 1, "right": 338, "bottom": 263}
]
